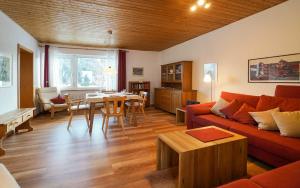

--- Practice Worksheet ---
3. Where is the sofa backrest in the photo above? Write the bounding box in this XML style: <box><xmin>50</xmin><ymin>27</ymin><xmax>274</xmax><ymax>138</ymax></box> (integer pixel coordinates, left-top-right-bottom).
<box><xmin>275</xmin><ymin>85</ymin><xmax>300</xmax><ymax>99</ymax></box>
<box><xmin>221</xmin><ymin>91</ymin><xmax>260</xmax><ymax>107</ymax></box>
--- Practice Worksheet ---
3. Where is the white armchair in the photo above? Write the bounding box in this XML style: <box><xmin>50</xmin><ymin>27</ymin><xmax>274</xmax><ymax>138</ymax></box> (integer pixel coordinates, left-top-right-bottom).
<box><xmin>37</xmin><ymin>87</ymin><xmax>68</xmax><ymax>118</ymax></box>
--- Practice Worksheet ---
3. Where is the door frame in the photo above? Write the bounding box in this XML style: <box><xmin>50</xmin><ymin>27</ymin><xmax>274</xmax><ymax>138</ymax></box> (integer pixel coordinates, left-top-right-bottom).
<box><xmin>17</xmin><ymin>44</ymin><xmax>34</xmax><ymax>108</ymax></box>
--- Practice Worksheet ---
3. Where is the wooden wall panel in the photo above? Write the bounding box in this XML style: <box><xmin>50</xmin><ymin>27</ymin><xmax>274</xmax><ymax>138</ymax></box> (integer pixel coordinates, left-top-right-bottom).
<box><xmin>0</xmin><ymin>0</ymin><xmax>287</xmax><ymax>51</ymax></box>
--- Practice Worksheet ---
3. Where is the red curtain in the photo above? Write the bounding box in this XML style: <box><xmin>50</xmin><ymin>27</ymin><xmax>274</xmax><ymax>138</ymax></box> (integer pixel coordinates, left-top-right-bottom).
<box><xmin>118</xmin><ymin>50</ymin><xmax>126</xmax><ymax>92</ymax></box>
<box><xmin>44</xmin><ymin>45</ymin><xmax>50</xmax><ymax>87</ymax></box>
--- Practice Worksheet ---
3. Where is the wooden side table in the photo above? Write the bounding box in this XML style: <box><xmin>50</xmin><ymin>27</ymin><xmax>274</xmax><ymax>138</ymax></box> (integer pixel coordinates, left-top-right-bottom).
<box><xmin>157</xmin><ymin>126</ymin><xmax>247</xmax><ymax>188</ymax></box>
<box><xmin>176</xmin><ymin>107</ymin><xmax>186</xmax><ymax>125</ymax></box>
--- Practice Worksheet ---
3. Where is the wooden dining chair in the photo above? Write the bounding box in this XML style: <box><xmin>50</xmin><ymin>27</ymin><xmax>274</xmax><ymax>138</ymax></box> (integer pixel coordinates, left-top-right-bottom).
<box><xmin>101</xmin><ymin>96</ymin><xmax>126</xmax><ymax>138</ymax></box>
<box><xmin>64</xmin><ymin>94</ymin><xmax>89</xmax><ymax>130</ymax></box>
<box><xmin>125</xmin><ymin>91</ymin><xmax>148</xmax><ymax>125</ymax></box>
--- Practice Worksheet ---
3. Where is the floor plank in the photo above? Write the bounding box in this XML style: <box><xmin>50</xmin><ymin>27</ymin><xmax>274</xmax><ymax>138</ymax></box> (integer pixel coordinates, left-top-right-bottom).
<box><xmin>0</xmin><ymin>108</ymin><xmax>270</xmax><ymax>187</ymax></box>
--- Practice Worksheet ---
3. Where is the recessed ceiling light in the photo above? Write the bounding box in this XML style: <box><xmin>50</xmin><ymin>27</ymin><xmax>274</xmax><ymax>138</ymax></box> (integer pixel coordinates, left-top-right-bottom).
<box><xmin>197</xmin><ymin>0</ymin><xmax>206</xmax><ymax>6</ymax></box>
<box><xmin>204</xmin><ymin>2</ymin><xmax>211</xmax><ymax>9</ymax></box>
<box><xmin>190</xmin><ymin>5</ymin><xmax>197</xmax><ymax>12</ymax></box>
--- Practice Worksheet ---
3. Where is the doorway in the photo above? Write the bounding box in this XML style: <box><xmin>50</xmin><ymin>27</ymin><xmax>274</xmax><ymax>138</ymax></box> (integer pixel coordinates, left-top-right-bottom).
<box><xmin>18</xmin><ymin>44</ymin><xmax>34</xmax><ymax>108</ymax></box>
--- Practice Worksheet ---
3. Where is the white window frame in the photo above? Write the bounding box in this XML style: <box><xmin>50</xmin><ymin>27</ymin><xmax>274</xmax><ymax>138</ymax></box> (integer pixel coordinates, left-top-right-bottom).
<box><xmin>54</xmin><ymin>52</ymin><xmax>118</xmax><ymax>91</ymax></box>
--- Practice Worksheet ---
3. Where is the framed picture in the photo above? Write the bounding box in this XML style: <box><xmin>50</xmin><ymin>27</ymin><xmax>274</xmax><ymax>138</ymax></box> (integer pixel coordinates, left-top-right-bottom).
<box><xmin>132</xmin><ymin>67</ymin><xmax>144</xmax><ymax>76</ymax></box>
<box><xmin>203</xmin><ymin>63</ymin><xmax>217</xmax><ymax>81</ymax></box>
<box><xmin>0</xmin><ymin>55</ymin><xmax>13</xmax><ymax>87</ymax></box>
<box><xmin>248</xmin><ymin>53</ymin><xmax>300</xmax><ymax>83</ymax></box>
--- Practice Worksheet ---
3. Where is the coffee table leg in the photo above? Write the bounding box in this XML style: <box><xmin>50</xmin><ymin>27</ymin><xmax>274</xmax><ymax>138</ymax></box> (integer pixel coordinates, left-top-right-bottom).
<box><xmin>178</xmin><ymin>152</ymin><xmax>195</xmax><ymax>188</ymax></box>
<box><xmin>156</xmin><ymin>138</ymin><xmax>178</xmax><ymax>170</ymax></box>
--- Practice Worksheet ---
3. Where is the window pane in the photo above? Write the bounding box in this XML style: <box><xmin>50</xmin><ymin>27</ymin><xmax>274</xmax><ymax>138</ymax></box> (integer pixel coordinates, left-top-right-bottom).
<box><xmin>56</xmin><ymin>56</ymin><xmax>72</xmax><ymax>87</ymax></box>
<box><xmin>77</xmin><ymin>56</ymin><xmax>117</xmax><ymax>90</ymax></box>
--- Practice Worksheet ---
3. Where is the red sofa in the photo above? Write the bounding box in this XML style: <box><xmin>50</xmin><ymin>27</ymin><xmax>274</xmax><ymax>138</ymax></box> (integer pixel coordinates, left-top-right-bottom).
<box><xmin>218</xmin><ymin>160</ymin><xmax>300</xmax><ymax>188</ymax></box>
<box><xmin>186</xmin><ymin>85</ymin><xmax>300</xmax><ymax>167</ymax></box>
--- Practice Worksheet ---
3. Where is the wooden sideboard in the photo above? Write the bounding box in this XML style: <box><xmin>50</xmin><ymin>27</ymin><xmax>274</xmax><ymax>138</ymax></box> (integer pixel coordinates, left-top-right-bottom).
<box><xmin>0</xmin><ymin>108</ymin><xmax>34</xmax><ymax>156</ymax></box>
<box><xmin>155</xmin><ymin>61</ymin><xmax>197</xmax><ymax>113</ymax></box>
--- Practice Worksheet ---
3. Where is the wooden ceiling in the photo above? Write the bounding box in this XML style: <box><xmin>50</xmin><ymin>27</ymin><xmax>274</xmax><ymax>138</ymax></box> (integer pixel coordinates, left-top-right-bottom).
<box><xmin>0</xmin><ymin>0</ymin><xmax>287</xmax><ymax>51</ymax></box>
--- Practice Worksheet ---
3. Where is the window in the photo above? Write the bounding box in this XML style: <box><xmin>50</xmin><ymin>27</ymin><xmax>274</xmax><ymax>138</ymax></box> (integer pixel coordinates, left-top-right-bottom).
<box><xmin>56</xmin><ymin>56</ymin><xmax>73</xmax><ymax>87</ymax></box>
<box><xmin>53</xmin><ymin>50</ymin><xmax>117</xmax><ymax>90</ymax></box>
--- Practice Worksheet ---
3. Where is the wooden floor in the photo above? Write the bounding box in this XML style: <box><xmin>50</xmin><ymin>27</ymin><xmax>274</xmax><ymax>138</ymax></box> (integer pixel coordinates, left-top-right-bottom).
<box><xmin>0</xmin><ymin>108</ymin><xmax>270</xmax><ymax>188</ymax></box>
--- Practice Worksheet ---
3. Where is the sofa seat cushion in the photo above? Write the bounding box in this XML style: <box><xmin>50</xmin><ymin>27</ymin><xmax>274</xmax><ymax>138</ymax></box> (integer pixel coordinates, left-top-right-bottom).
<box><xmin>193</xmin><ymin>114</ymin><xmax>246</xmax><ymax>130</ymax></box>
<box><xmin>251</xmin><ymin>161</ymin><xmax>300</xmax><ymax>188</ymax></box>
<box><xmin>229</xmin><ymin>124</ymin><xmax>300</xmax><ymax>162</ymax></box>
<box><xmin>218</xmin><ymin>179</ymin><xmax>262</xmax><ymax>188</ymax></box>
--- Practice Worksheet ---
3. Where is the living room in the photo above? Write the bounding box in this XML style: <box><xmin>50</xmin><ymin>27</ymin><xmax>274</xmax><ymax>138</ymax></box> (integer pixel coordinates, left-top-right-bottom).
<box><xmin>0</xmin><ymin>0</ymin><xmax>299</xmax><ymax>187</ymax></box>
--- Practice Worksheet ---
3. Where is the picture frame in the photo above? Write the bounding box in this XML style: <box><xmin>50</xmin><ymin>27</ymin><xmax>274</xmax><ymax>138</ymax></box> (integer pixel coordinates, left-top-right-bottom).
<box><xmin>203</xmin><ymin>63</ymin><xmax>217</xmax><ymax>81</ymax></box>
<box><xmin>248</xmin><ymin>53</ymin><xmax>300</xmax><ymax>83</ymax></box>
<box><xmin>132</xmin><ymin>67</ymin><xmax>144</xmax><ymax>76</ymax></box>
<box><xmin>0</xmin><ymin>54</ymin><xmax>13</xmax><ymax>87</ymax></box>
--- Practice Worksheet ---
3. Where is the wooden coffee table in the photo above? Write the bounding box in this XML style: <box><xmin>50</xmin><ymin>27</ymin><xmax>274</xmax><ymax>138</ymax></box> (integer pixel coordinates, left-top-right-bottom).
<box><xmin>156</xmin><ymin>126</ymin><xmax>247</xmax><ymax>188</ymax></box>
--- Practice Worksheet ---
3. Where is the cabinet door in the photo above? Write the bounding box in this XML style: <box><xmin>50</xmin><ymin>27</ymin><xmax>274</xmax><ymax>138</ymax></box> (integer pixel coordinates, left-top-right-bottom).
<box><xmin>154</xmin><ymin>89</ymin><xmax>161</xmax><ymax>108</ymax></box>
<box><xmin>161</xmin><ymin>65</ymin><xmax>167</xmax><ymax>82</ymax></box>
<box><xmin>171</xmin><ymin>91</ymin><xmax>182</xmax><ymax>113</ymax></box>
<box><xmin>160</xmin><ymin>89</ymin><xmax>171</xmax><ymax>112</ymax></box>
<box><xmin>174</xmin><ymin>64</ymin><xmax>182</xmax><ymax>82</ymax></box>
<box><xmin>167</xmin><ymin>65</ymin><xmax>175</xmax><ymax>82</ymax></box>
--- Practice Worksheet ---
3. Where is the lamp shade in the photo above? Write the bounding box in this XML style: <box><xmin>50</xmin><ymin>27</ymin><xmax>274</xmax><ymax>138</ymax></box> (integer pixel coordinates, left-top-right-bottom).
<box><xmin>203</xmin><ymin>73</ymin><xmax>212</xmax><ymax>83</ymax></box>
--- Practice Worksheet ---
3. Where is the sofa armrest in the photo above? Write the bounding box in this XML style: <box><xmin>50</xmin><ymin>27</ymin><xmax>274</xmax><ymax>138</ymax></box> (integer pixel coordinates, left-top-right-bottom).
<box><xmin>186</xmin><ymin>102</ymin><xmax>215</xmax><ymax>129</ymax></box>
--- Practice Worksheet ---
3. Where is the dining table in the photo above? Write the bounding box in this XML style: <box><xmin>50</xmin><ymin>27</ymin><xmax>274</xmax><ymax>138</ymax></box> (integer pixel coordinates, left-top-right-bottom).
<box><xmin>85</xmin><ymin>92</ymin><xmax>142</xmax><ymax>135</ymax></box>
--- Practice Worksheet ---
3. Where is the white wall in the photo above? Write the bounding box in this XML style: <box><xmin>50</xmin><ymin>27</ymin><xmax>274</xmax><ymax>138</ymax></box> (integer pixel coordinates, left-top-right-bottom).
<box><xmin>0</xmin><ymin>11</ymin><xmax>39</xmax><ymax>114</ymax></box>
<box><xmin>126</xmin><ymin>50</ymin><xmax>161</xmax><ymax>104</ymax></box>
<box><xmin>160</xmin><ymin>0</ymin><xmax>300</xmax><ymax>102</ymax></box>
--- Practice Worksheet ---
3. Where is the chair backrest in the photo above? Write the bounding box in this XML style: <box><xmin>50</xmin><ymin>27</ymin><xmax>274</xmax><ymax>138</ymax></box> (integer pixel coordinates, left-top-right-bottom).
<box><xmin>103</xmin><ymin>96</ymin><xmax>126</xmax><ymax>115</ymax></box>
<box><xmin>63</xmin><ymin>94</ymin><xmax>72</xmax><ymax>110</ymax></box>
<box><xmin>139</xmin><ymin>91</ymin><xmax>148</xmax><ymax>107</ymax></box>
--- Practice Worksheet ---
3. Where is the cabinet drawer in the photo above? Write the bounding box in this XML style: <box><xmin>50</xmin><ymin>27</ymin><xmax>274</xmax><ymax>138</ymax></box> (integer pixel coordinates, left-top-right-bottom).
<box><xmin>5</xmin><ymin>117</ymin><xmax>22</xmax><ymax>133</ymax></box>
<box><xmin>23</xmin><ymin>111</ymin><xmax>33</xmax><ymax>122</ymax></box>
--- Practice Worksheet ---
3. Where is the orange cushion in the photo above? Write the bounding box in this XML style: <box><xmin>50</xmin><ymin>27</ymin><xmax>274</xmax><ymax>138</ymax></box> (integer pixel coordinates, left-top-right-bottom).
<box><xmin>220</xmin><ymin>99</ymin><xmax>243</xmax><ymax>119</ymax></box>
<box><xmin>256</xmin><ymin>95</ymin><xmax>300</xmax><ymax>111</ymax></box>
<box><xmin>50</xmin><ymin>95</ymin><xmax>65</xmax><ymax>104</ymax></box>
<box><xmin>232</xmin><ymin>103</ymin><xmax>257</xmax><ymax>124</ymax></box>
<box><xmin>221</xmin><ymin>91</ymin><xmax>260</xmax><ymax>107</ymax></box>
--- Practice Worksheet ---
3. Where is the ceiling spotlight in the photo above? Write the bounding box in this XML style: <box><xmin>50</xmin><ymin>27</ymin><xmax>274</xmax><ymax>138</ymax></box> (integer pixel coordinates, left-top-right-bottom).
<box><xmin>197</xmin><ymin>0</ymin><xmax>206</xmax><ymax>6</ymax></box>
<box><xmin>204</xmin><ymin>2</ymin><xmax>211</xmax><ymax>9</ymax></box>
<box><xmin>190</xmin><ymin>5</ymin><xmax>197</xmax><ymax>12</ymax></box>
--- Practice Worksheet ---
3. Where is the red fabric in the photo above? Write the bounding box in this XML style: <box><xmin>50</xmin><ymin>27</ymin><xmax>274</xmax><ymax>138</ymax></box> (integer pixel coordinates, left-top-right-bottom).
<box><xmin>186</xmin><ymin>102</ymin><xmax>215</xmax><ymax>129</ymax></box>
<box><xmin>186</xmin><ymin>127</ymin><xmax>233</xmax><ymax>142</ymax></box>
<box><xmin>248</xmin><ymin>145</ymin><xmax>290</xmax><ymax>167</ymax></box>
<box><xmin>117</xmin><ymin>50</ymin><xmax>126</xmax><ymax>92</ymax></box>
<box><xmin>251</xmin><ymin>161</ymin><xmax>300</xmax><ymax>188</ymax></box>
<box><xmin>229</xmin><ymin>124</ymin><xmax>300</xmax><ymax>163</ymax></box>
<box><xmin>220</xmin><ymin>99</ymin><xmax>243</xmax><ymax>119</ymax></box>
<box><xmin>275</xmin><ymin>85</ymin><xmax>300</xmax><ymax>99</ymax></box>
<box><xmin>232</xmin><ymin>103</ymin><xmax>257</xmax><ymax>124</ymax></box>
<box><xmin>256</xmin><ymin>95</ymin><xmax>300</xmax><ymax>111</ymax></box>
<box><xmin>193</xmin><ymin>114</ymin><xmax>242</xmax><ymax>130</ymax></box>
<box><xmin>218</xmin><ymin>179</ymin><xmax>262</xmax><ymax>188</ymax></box>
<box><xmin>44</xmin><ymin>45</ymin><xmax>50</xmax><ymax>87</ymax></box>
<box><xmin>221</xmin><ymin>91</ymin><xmax>260</xmax><ymax>107</ymax></box>
<box><xmin>50</xmin><ymin>95</ymin><xmax>65</xmax><ymax>104</ymax></box>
